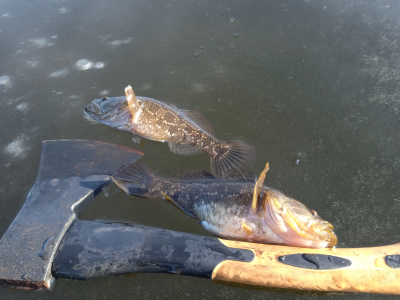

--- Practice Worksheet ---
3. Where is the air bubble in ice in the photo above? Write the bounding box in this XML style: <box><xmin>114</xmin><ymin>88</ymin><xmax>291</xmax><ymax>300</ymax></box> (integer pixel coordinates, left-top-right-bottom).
<box><xmin>5</xmin><ymin>137</ymin><xmax>29</xmax><ymax>159</ymax></box>
<box><xmin>0</xmin><ymin>75</ymin><xmax>12</xmax><ymax>88</ymax></box>
<box><xmin>49</xmin><ymin>68</ymin><xmax>69</xmax><ymax>78</ymax></box>
<box><xmin>290</xmin><ymin>151</ymin><xmax>307</xmax><ymax>166</ymax></box>
<box><xmin>94</xmin><ymin>62</ymin><xmax>104</xmax><ymax>69</ymax></box>
<box><xmin>75</xmin><ymin>59</ymin><xmax>94</xmax><ymax>70</ymax></box>
<box><xmin>31</xmin><ymin>38</ymin><xmax>50</xmax><ymax>48</ymax></box>
<box><xmin>59</xmin><ymin>7</ymin><xmax>70</xmax><ymax>14</ymax></box>
<box><xmin>16</xmin><ymin>103</ymin><xmax>28</xmax><ymax>111</ymax></box>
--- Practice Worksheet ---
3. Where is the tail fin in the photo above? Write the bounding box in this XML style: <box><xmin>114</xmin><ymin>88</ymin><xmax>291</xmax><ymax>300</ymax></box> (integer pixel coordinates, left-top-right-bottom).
<box><xmin>211</xmin><ymin>141</ymin><xmax>256</xmax><ymax>178</ymax></box>
<box><xmin>112</xmin><ymin>162</ymin><xmax>156</xmax><ymax>197</ymax></box>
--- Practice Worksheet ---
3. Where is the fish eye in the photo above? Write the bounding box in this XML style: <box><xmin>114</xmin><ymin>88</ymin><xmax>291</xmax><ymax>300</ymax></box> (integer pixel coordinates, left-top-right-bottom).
<box><xmin>101</xmin><ymin>97</ymin><xmax>108</xmax><ymax>101</ymax></box>
<box><xmin>310</xmin><ymin>209</ymin><xmax>318</xmax><ymax>217</ymax></box>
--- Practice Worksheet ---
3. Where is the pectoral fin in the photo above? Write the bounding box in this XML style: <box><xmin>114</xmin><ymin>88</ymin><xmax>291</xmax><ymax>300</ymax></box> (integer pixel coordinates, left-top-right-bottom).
<box><xmin>241</xmin><ymin>219</ymin><xmax>254</xmax><ymax>236</ymax></box>
<box><xmin>161</xmin><ymin>191</ymin><xmax>197</xmax><ymax>218</ymax></box>
<box><xmin>251</xmin><ymin>162</ymin><xmax>269</xmax><ymax>213</ymax></box>
<box><xmin>161</xmin><ymin>191</ymin><xmax>173</xmax><ymax>202</ymax></box>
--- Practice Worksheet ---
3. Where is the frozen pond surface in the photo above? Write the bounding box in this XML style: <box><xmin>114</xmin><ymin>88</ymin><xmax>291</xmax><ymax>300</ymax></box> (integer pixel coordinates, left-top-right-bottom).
<box><xmin>1</xmin><ymin>0</ymin><xmax>400</xmax><ymax>299</ymax></box>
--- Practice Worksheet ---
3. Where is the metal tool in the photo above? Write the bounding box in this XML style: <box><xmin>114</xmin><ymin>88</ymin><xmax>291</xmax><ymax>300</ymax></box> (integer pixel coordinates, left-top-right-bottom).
<box><xmin>0</xmin><ymin>140</ymin><xmax>143</xmax><ymax>290</ymax></box>
<box><xmin>1</xmin><ymin>140</ymin><xmax>400</xmax><ymax>294</ymax></box>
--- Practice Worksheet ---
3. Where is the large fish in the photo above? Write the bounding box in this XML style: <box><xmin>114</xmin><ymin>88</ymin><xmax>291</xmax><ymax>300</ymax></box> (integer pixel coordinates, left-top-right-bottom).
<box><xmin>84</xmin><ymin>86</ymin><xmax>255</xmax><ymax>178</ymax></box>
<box><xmin>112</xmin><ymin>162</ymin><xmax>338</xmax><ymax>248</ymax></box>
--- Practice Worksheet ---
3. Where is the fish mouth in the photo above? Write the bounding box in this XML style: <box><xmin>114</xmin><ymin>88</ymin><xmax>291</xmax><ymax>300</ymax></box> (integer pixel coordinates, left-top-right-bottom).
<box><xmin>263</xmin><ymin>191</ymin><xmax>338</xmax><ymax>248</ymax></box>
<box><xmin>85</xmin><ymin>102</ymin><xmax>101</xmax><ymax>115</ymax></box>
<box><xmin>84</xmin><ymin>96</ymin><xmax>132</xmax><ymax>130</ymax></box>
<box><xmin>84</xmin><ymin>97</ymin><xmax>113</xmax><ymax>120</ymax></box>
<box><xmin>84</xmin><ymin>96</ymin><xmax>129</xmax><ymax>119</ymax></box>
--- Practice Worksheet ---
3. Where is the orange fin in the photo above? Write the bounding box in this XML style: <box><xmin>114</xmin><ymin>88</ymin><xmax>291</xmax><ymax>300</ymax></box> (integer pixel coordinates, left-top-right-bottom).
<box><xmin>251</xmin><ymin>163</ymin><xmax>269</xmax><ymax>213</ymax></box>
<box><xmin>241</xmin><ymin>219</ymin><xmax>253</xmax><ymax>236</ymax></box>
<box><xmin>161</xmin><ymin>191</ymin><xmax>174</xmax><ymax>202</ymax></box>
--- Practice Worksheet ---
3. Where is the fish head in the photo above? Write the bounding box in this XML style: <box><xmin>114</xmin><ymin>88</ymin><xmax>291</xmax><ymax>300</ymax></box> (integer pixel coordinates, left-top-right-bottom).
<box><xmin>262</xmin><ymin>190</ymin><xmax>337</xmax><ymax>248</ymax></box>
<box><xmin>84</xmin><ymin>96</ymin><xmax>132</xmax><ymax>131</ymax></box>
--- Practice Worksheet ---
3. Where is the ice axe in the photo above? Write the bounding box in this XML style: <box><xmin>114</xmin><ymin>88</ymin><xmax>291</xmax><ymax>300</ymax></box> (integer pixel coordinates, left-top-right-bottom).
<box><xmin>1</xmin><ymin>140</ymin><xmax>400</xmax><ymax>294</ymax></box>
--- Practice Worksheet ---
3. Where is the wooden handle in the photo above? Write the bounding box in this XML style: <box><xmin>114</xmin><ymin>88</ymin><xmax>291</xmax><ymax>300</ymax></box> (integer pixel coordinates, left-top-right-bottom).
<box><xmin>212</xmin><ymin>239</ymin><xmax>400</xmax><ymax>294</ymax></box>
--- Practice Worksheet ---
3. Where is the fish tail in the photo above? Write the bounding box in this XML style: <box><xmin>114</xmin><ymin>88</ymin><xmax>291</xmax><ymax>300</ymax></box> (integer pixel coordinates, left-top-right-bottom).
<box><xmin>112</xmin><ymin>162</ymin><xmax>156</xmax><ymax>198</ymax></box>
<box><xmin>210</xmin><ymin>141</ymin><xmax>256</xmax><ymax>178</ymax></box>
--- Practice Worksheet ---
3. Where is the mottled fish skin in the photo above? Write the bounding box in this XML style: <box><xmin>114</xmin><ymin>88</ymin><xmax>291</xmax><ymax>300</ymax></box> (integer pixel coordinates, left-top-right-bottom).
<box><xmin>131</xmin><ymin>97</ymin><xmax>221</xmax><ymax>157</ymax></box>
<box><xmin>112</xmin><ymin>163</ymin><xmax>338</xmax><ymax>248</ymax></box>
<box><xmin>147</xmin><ymin>177</ymin><xmax>284</xmax><ymax>244</ymax></box>
<box><xmin>85</xmin><ymin>86</ymin><xmax>255</xmax><ymax>178</ymax></box>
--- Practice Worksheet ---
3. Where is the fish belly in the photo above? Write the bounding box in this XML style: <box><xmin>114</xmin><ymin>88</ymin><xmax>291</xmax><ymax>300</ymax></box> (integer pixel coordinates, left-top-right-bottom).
<box><xmin>196</xmin><ymin>202</ymin><xmax>285</xmax><ymax>244</ymax></box>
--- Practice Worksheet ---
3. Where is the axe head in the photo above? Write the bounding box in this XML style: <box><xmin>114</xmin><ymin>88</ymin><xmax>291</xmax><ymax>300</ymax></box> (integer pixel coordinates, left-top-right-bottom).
<box><xmin>0</xmin><ymin>140</ymin><xmax>143</xmax><ymax>290</ymax></box>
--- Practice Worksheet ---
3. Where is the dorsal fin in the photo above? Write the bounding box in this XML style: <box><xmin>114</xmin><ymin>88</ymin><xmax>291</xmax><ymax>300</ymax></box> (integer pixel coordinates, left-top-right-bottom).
<box><xmin>162</xmin><ymin>101</ymin><xmax>178</xmax><ymax>110</ymax></box>
<box><xmin>251</xmin><ymin>163</ymin><xmax>270</xmax><ymax>213</ymax></box>
<box><xmin>179</xmin><ymin>109</ymin><xmax>215</xmax><ymax>136</ymax></box>
<box><xmin>125</xmin><ymin>85</ymin><xmax>138</xmax><ymax>116</ymax></box>
<box><xmin>173</xmin><ymin>169</ymin><xmax>216</xmax><ymax>181</ymax></box>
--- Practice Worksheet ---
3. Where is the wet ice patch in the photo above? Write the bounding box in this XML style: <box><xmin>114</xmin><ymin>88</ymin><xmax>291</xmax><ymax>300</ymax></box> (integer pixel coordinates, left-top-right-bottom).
<box><xmin>5</xmin><ymin>137</ymin><xmax>30</xmax><ymax>159</ymax></box>
<box><xmin>99</xmin><ymin>90</ymin><xmax>109</xmax><ymax>96</ymax></box>
<box><xmin>0</xmin><ymin>75</ymin><xmax>12</xmax><ymax>89</ymax></box>
<box><xmin>2</xmin><ymin>13</ymin><xmax>10</xmax><ymax>17</ymax></box>
<box><xmin>94</xmin><ymin>62</ymin><xmax>104</xmax><ymax>69</ymax></box>
<box><xmin>51</xmin><ymin>35</ymin><xmax>58</xmax><ymax>39</ymax></box>
<box><xmin>16</xmin><ymin>103</ymin><xmax>28</xmax><ymax>111</ymax></box>
<box><xmin>49</xmin><ymin>68</ymin><xmax>69</xmax><ymax>78</ymax></box>
<box><xmin>75</xmin><ymin>59</ymin><xmax>94</xmax><ymax>70</ymax></box>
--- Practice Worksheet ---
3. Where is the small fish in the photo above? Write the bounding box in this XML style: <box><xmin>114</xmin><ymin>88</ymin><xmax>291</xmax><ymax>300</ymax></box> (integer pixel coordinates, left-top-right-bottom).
<box><xmin>84</xmin><ymin>86</ymin><xmax>255</xmax><ymax>178</ymax></box>
<box><xmin>112</xmin><ymin>162</ymin><xmax>338</xmax><ymax>248</ymax></box>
